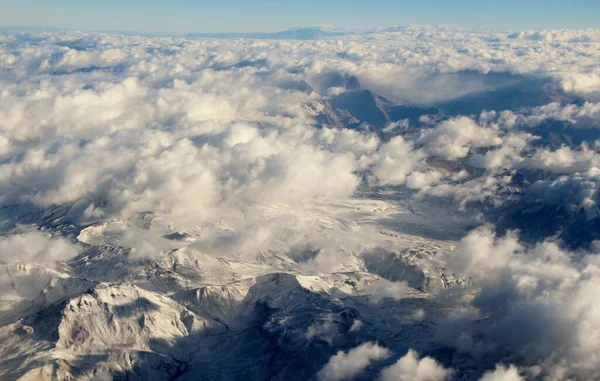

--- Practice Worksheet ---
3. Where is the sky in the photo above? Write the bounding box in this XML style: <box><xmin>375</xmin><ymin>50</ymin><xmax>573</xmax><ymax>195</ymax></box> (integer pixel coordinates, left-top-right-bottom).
<box><xmin>0</xmin><ymin>0</ymin><xmax>599</xmax><ymax>34</ymax></box>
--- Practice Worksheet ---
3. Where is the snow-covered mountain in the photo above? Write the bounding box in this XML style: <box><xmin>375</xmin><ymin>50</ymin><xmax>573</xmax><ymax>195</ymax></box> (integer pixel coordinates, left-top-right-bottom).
<box><xmin>0</xmin><ymin>198</ymin><xmax>466</xmax><ymax>381</ymax></box>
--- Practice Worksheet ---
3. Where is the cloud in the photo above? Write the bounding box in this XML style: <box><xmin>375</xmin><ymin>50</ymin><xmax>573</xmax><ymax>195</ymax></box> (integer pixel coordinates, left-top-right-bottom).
<box><xmin>478</xmin><ymin>365</ymin><xmax>523</xmax><ymax>381</ymax></box>
<box><xmin>372</xmin><ymin>136</ymin><xmax>425</xmax><ymax>185</ymax></box>
<box><xmin>420</xmin><ymin>117</ymin><xmax>503</xmax><ymax>161</ymax></box>
<box><xmin>444</xmin><ymin>226</ymin><xmax>521</xmax><ymax>278</ymax></box>
<box><xmin>520</xmin><ymin>144</ymin><xmax>600</xmax><ymax>174</ymax></box>
<box><xmin>508</xmin><ymin>29</ymin><xmax>600</xmax><ymax>43</ymax></box>
<box><xmin>469</xmin><ymin>133</ymin><xmax>536</xmax><ymax>170</ymax></box>
<box><xmin>440</xmin><ymin>227</ymin><xmax>600</xmax><ymax>379</ymax></box>
<box><xmin>368</xmin><ymin>279</ymin><xmax>411</xmax><ymax>303</ymax></box>
<box><xmin>0</xmin><ymin>230</ymin><xmax>81</xmax><ymax>265</ymax></box>
<box><xmin>349</xmin><ymin>320</ymin><xmax>363</xmax><ymax>332</ymax></box>
<box><xmin>317</xmin><ymin>342</ymin><xmax>391</xmax><ymax>381</ymax></box>
<box><xmin>0</xmin><ymin>118</ymin><xmax>360</xmax><ymax>223</ymax></box>
<box><xmin>520</xmin><ymin>102</ymin><xmax>600</xmax><ymax>128</ymax></box>
<box><xmin>378</xmin><ymin>349</ymin><xmax>451</xmax><ymax>381</ymax></box>
<box><xmin>526</xmin><ymin>169</ymin><xmax>600</xmax><ymax>213</ymax></box>
<box><xmin>417</xmin><ymin>175</ymin><xmax>505</xmax><ymax>210</ymax></box>
<box><xmin>411</xmin><ymin>309</ymin><xmax>426</xmax><ymax>321</ymax></box>
<box><xmin>554</xmin><ymin>73</ymin><xmax>600</xmax><ymax>98</ymax></box>
<box><xmin>306</xmin><ymin>317</ymin><xmax>339</xmax><ymax>343</ymax></box>
<box><xmin>1</xmin><ymin>29</ymin><xmax>599</xmax><ymax>229</ymax></box>
<box><xmin>406</xmin><ymin>171</ymin><xmax>444</xmax><ymax>190</ymax></box>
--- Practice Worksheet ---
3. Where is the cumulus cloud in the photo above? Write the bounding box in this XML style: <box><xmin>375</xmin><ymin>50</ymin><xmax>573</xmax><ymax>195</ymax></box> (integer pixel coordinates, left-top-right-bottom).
<box><xmin>0</xmin><ymin>230</ymin><xmax>81</xmax><ymax>265</ymax></box>
<box><xmin>520</xmin><ymin>102</ymin><xmax>600</xmax><ymax>128</ymax></box>
<box><xmin>406</xmin><ymin>171</ymin><xmax>444</xmax><ymax>190</ymax></box>
<box><xmin>554</xmin><ymin>73</ymin><xmax>600</xmax><ymax>97</ymax></box>
<box><xmin>368</xmin><ymin>279</ymin><xmax>411</xmax><ymax>303</ymax></box>
<box><xmin>444</xmin><ymin>226</ymin><xmax>521</xmax><ymax>278</ymax></box>
<box><xmin>372</xmin><ymin>136</ymin><xmax>425</xmax><ymax>185</ymax></box>
<box><xmin>469</xmin><ymin>133</ymin><xmax>536</xmax><ymax>170</ymax></box>
<box><xmin>379</xmin><ymin>349</ymin><xmax>451</xmax><ymax>381</ymax></box>
<box><xmin>520</xmin><ymin>144</ymin><xmax>600</xmax><ymax>174</ymax></box>
<box><xmin>478</xmin><ymin>365</ymin><xmax>523</xmax><ymax>381</ymax></box>
<box><xmin>440</xmin><ymin>227</ymin><xmax>600</xmax><ymax>379</ymax></box>
<box><xmin>509</xmin><ymin>29</ymin><xmax>600</xmax><ymax>42</ymax></box>
<box><xmin>417</xmin><ymin>175</ymin><xmax>506</xmax><ymax>211</ymax></box>
<box><xmin>0</xmin><ymin>117</ymin><xmax>360</xmax><ymax>223</ymax></box>
<box><xmin>420</xmin><ymin>117</ymin><xmax>503</xmax><ymax>161</ymax></box>
<box><xmin>526</xmin><ymin>169</ymin><xmax>600</xmax><ymax>213</ymax></box>
<box><xmin>1</xmin><ymin>29</ymin><xmax>598</xmax><ymax>227</ymax></box>
<box><xmin>317</xmin><ymin>342</ymin><xmax>391</xmax><ymax>381</ymax></box>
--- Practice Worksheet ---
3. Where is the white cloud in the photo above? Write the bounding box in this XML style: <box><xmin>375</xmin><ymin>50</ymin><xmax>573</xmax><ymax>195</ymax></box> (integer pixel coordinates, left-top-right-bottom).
<box><xmin>317</xmin><ymin>342</ymin><xmax>391</xmax><ymax>381</ymax></box>
<box><xmin>478</xmin><ymin>365</ymin><xmax>523</xmax><ymax>381</ymax></box>
<box><xmin>349</xmin><ymin>320</ymin><xmax>363</xmax><ymax>332</ymax></box>
<box><xmin>520</xmin><ymin>144</ymin><xmax>600</xmax><ymax>174</ymax></box>
<box><xmin>420</xmin><ymin>117</ymin><xmax>503</xmax><ymax>161</ymax></box>
<box><xmin>368</xmin><ymin>279</ymin><xmax>411</xmax><ymax>303</ymax></box>
<box><xmin>469</xmin><ymin>133</ymin><xmax>536</xmax><ymax>170</ymax></box>
<box><xmin>418</xmin><ymin>175</ymin><xmax>504</xmax><ymax>210</ymax></box>
<box><xmin>406</xmin><ymin>171</ymin><xmax>444</xmax><ymax>190</ymax></box>
<box><xmin>554</xmin><ymin>73</ymin><xmax>600</xmax><ymax>97</ymax></box>
<box><xmin>527</xmin><ymin>169</ymin><xmax>600</xmax><ymax>213</ymax></box>
<box><xmin>444</xmin><ymin>227</ymin><xmax>521</xmax><ymax>278</ymax></box>
<box><xmin>379</xmin><ymin>349</ymin><xmax>451</xmax><ymax>381</ymax></box>
<box><xmin>372</xmin><ymin>136</ymin><xmax>425</xmax><ymax>186</ymax></box>
<box><xmin>441</xmin><ymin>227</ymin><xmax>600</xmax><ymax>379</ymax></box>
<box><xmin>519</xmin><ymin>102</ymin><xmax>600</xmax><ymax>128</ymax></box>
<box><xmin>509</xmin><ymin>29</ymin><xmax>600</xmax><ymax>42</ymax></box>
<box><xmin>0</xmin><ymin>230</ymin><xmax>81</xmax><ymax>265</ymax></box>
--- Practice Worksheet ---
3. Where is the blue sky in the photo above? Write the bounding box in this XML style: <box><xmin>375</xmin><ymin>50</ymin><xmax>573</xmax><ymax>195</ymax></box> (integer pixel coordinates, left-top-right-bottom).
<box><xmin>0</xmin><ymin>0</ymin><xmax>599</xmax><ymax>34</ymax></box>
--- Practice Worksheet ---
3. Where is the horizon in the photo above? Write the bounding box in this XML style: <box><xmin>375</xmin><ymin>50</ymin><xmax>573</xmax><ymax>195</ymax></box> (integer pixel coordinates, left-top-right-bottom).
<box><xmin>0</xmin><ymin>23</ymin><xmax>597</xmax><ymax>39</ymax></box>
<box><xmin>0</xmin><ymin>0</ymin><xmax>599</xmax><ymax>35</ymax></box>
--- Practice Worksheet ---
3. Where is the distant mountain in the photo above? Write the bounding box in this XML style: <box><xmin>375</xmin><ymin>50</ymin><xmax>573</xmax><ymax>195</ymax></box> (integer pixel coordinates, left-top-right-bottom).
<box><xmin>0</xmin><ymin>26</ymin><xmax>354</xmax><ymax>39</ymax></box>
<box><xmin>186</xmin><ymin>27</ymin><xmax>353</xmax><ymax>40</ymax></box>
